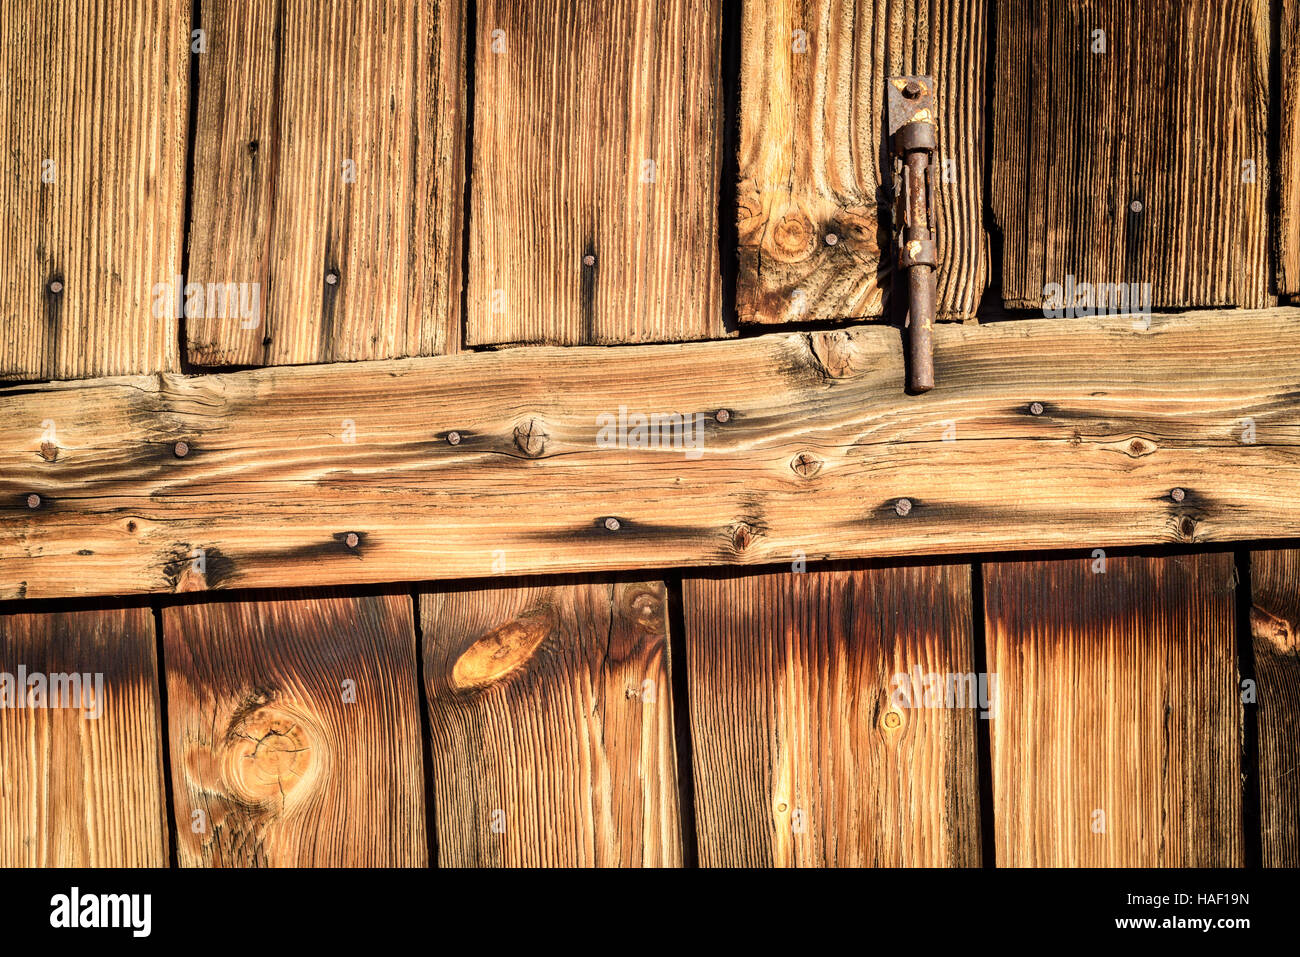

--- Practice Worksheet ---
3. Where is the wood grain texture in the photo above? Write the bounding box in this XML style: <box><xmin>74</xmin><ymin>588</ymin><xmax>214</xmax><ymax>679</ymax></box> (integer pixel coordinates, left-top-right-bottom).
<box><xmin>992</xmin><ymin>0</ymin><xmax>1270</xmax><ymax>310</ymax></box>
<box><xmin>0</xmin><ymin>604</ymin><xmax>167</xmax><ymax>866</ymax></box>
<box><xmin>0</xmin><ymin>0</ymin><xmax>187</xmax><ymax>381</ymax></box>
<box><xmin>985</xmin><ymin>554</ymin><xmax>1242</xmax><ymax>866</ymax></box>
<box><xmin>187</xmin><ymin>0</ymin><xmax>466</xmax><ymax>366</ymax></box>
<box><xmin>1281</xmin><ymin>0</ymin><xmax>1300</xmax><ymax>295</ymax></box>
<box><xmin>738</xmin><ymin>0</ymin><xmax>988</xmax><ymax>324</ymax></box>
<box><xmin>684</xmin><ymin>564</ymin><xmax>980</xmax><ymax>866</ymax></box>
<box><xmin>3</xmin><ymin>307</ymin><xmax>1300</xmax><ymax>600</ymax></box>
<box><xmin>1248</xmin><ymin>548</ymin><xmax>1300</xmax><ymax>866</ymax></box>
<box><xmin>162</xmin><ymin>592</ymin><xmax>426</xmax><ymax>866</ymax></box>
<box><xmin>421</xmin><ymin>580</ymin><xmax>682</xmax><ymax>866</ymax></box>
<box><xmin>466</xmin><ymin>0</ymin><xmax>725</xmax><ymax>346</ymax></box>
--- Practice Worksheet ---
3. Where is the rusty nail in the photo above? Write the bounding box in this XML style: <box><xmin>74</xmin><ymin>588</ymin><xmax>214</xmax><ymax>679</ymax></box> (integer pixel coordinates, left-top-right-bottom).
<box><xmin>345</xmin><ymin>532</ymin><xmax>359</xmax><ymax>548</ymax></box>
<box><xmin>583</xmin><ymin>253</ymin><xmax>596</xmax><ymax>267</ymax></box>
<box><xmin>604</xmin><ymin>517</ymin><xmax>621</xmax><ymax>531</ymax></box>
<box><xmin>1130</xmin><ymin>200</ymin><xmax>1143</xmax><ymax>213</ymax></box>
<box><xmin>895</xmin><ymin>498</ymin><xmax>913</xmax><ymax>516</ymax></box>
<box><xmin>174</xmin><ymin>440</ymin><xmax>189</xmax><ymax>458</ymax></box>
<box><xmin>824</xmin><ymin>232</ymin><xmax>839</xmax><ymax>246</ymax></box>
<box><xmin>447</xmin><ymin>431</ymin><xmax>461</xmax><ymax>446</ymax></box>
<box><xmin>26</xmin><ymin>493</ymin><xmax>41</xmax><ymax>509</ymax></box>
<box><xmin>903</xmin><ymin>80</ymin><xmax>922</xmax><ymax>98</ymax></box>
<box><xmin>716</xmin><ymin>409</ymin><xmax>731</xmax><ymax>423</ymax></box>
<box><xmin>1171</xmin><ymin>487</ymin><xmax>1186</xmax><ymax>503</ymax></box>
<box><xmin>1029</xmin><ymin>401</ymin><xmax>1044</xmax><ymax>416</ymax></box>
<box><xmin>49</xmin><ymin>279</ymin><xmax>63</xmax><ymax>294</ymax></box>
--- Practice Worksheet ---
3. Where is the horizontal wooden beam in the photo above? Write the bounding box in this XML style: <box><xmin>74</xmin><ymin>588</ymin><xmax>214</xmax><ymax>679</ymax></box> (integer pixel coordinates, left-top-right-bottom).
<box><xmin>3</xmin><ymin>309</ymin><xmax>1299</xmax><ymax>600</ymax></box>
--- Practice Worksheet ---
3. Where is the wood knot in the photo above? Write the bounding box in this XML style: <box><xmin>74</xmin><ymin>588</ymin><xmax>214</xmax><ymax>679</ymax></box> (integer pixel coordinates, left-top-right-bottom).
<box><xmin>731</xmin><ymin>522</ymin><xmax>756</xmax><ymax>551</ymax></box>
<box><xmin>625</xmin><ymin>588</ymin><xmax>662</xmax><ymax>624</ymax></box>
<box><xmin>223</xmin><ymin>704</ymin><xmax>315</xmax><ymax>808</ymax></box>
<box><xmin>769</xmin><ymin>211</ymin><xmax>815</xmax><ymax>261</ymax></box>
<box><xmin>1126</xmin><ymin>438</ymin><xmax>1155</xmax><ymax>457</ymax></box>
<box><xmin>452</xmin><ymin>611</ymin><xmax>553</xmax><ymax>691</ymax></box>
<box><xmin>806</xmin><ymin>330</ymin><xmax>861</xmax><ymax>379</ymax></box>
<box><xmin>791</xmin><ymin>451</ymin><xmax>822</xmax><ymax>479</ymax></box>
<box><xmin>513</xmin><ymin>418</ymin><xmax>548</xmax><ymax>457</ymax></box>
<box><xmin>39</xmin><ymin>442</ymin><xmax>58</xmax><ymax>462</ymax></box>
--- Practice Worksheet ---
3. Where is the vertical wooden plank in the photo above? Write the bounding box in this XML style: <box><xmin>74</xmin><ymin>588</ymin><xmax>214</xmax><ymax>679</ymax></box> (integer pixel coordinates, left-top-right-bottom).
<box><xmin>985</xmin><ymin>553</ymin><xmax>1242</xmax><ymax>866</ymax></box>
<box><xmin>0</xmin><ymin>0</ymin><xmax>187</xmax><ymax>380</ymax></box>
<box><xmin>992</xmin><ymin>0</ymin><xmax>1269</xmax><ymax>310</ymax></box>
<box><xmin>421</xmin><ymin>580</ymin><xmax>682</xmax><ymax>867</ymax></box>
<box><xmin>1280</xmin><ymin>0</ymin><xmax>1300</xmax><ymax>295</ymax></box>
<box><xmin>1248</xmin><ymin>548</ymin><xmax>1300</xmax><ymax>866</ymax></box>
<box><xmin>187</xmin><ymin>0</ymin><xmax>466</xmax><ymax>367</ymax></box>
<box><xmin>162</xmin><ymin>592</ymin><xmax>426</xmax><ymax>867</ymax></box>
<box><xmin>738</xmin><ymin>0</ymin><xmax>988</xmax><ymax>324</ymax></box>
<box><xmin>466</xmin><ymin>0</ymin><xmax>725</xmax><ymax>346</ymax></box>
<box><xmin>684</xmin><ymin>564</ymin><xmax>981</xmax><ymax>867</ymax></box>
<box><xmin>0</xmin><ymin>605</ymin><xmax>168</xmax><ymax>866</ymax></box>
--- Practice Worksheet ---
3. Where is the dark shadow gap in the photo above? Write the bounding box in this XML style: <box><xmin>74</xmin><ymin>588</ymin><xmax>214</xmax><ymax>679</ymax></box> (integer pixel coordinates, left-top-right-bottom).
<box><xmin>970</xmin><ymin>563</ymin><xmax>997</xmax><ymax>868</ymax></box>
<box><xmin>1234</xmin><ymin>549</ymin><xmax>1263</xmax><ymax>868</ymax></box>
<box><xmin>717</xmin><ymin>0</ymin><xmax>741</xmax><ymax>335</ymax></box>
<box><xmin>150</xmin><ymin>601</ymin><xmax>180</xmax><ymax>868</ymax></box>
<box><xmin>666</xmin><ymin>576</ymin><xmax>700</xmax><ymax>867</ymax></box>
<box><xmin>177</xmin><ymin>0</ymin><xmax>203</xmax><ymax>374</ymax></box>
<box><xmin>409</xmin><ymin>586</ymin><xmax>439</xmax><ymax>868</ymax></box>
<box><xmin>457</xmin><ymin>0</ymin><xmax>477</xmax><ymax>354</ymax></box>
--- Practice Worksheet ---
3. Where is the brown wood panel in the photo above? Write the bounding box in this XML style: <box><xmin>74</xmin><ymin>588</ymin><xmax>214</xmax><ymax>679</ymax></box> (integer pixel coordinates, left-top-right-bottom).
<box><xmin>162</xmin><ymin>592</ymin><xmax>426</xmax><ymax>866</ymax></box>
<box><xmin>1249</xmin><ymin>548</ymin><xmax>1300</xmax><ymax>866</ymax></box>
<box><xmin>0</xmin><ymin>0</ymin><xmax>187</xmax><ymax>381</ymax></box>
<box><xmin>4</xmin><ymin>309</ymin><xmax>1300</xmax><ymax>600</ymax></box>
<box><xmin>0</xmin><ymin>604</ymin><xmax>167</xmax><ymax>866</ymax></box>
<box><xmin>985</xmin><ymin>554</ymin><xmax>1242</xmax><ymax>866</ymax></box>
<box><xmin>684</xmin><ymin>564</ymin><xmax>980</xmax><ymax>866</ymax></box>
<box><xmin>738</xmin><ymin>0</ymin><xmax>988</xmax><ymax>324</ymax></box>
<box><xmin>421</xmin><ymin>580</ymin><xmax>682</xmax><ymax>866</ymax></box>
<box><xmin>466</xmin><ymin>0</ymin><xmax>725</xmax><ymax>346</ymax></box>
<box><xmin>187</xmin><ymin>0</ymin><xmax>466</xmax><ymax>366</ymax></box>
<box><xmin>992</xmin><ymin>0</ymin><xmax>1269</xmax><ymax>310</ymax></box>
<box><xmin>1280</xmin><ymin>0</ymin><xmax>1300</xmax><ymax>295</ymax></box>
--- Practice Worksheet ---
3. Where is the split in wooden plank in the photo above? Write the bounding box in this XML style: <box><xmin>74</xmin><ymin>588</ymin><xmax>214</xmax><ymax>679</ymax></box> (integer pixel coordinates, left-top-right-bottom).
<box><xmin>3</xmin><ymin>307</ymin><xmax>1300</xmax><ymax>600</ymax></box>
<box><xmin>1280</xmin><ymin>0</ymin><xmax>1300</xmax><ymax>295</ymax></box>
<box><xmin>187</xmin><ymin>0</ymin><xmax>466</xmax><ymax>366</ymax></box>
<box><xmin>992</xmin><ymin>0</ymin><xmax>1270</xmax><ymax>310</ymax></box>
<box><xmin>684</xmin><ymin>564</ymin><xmax>981</xmax><ymax>866</ymax></box>
<box><xmin>0</xmin><ymin>604</ymin><xmax>168</xmax><ymax>866</ymax></box>
<box><xmin>738</xmin><ymin>0</ymin><xmax>988</xmax><ymax>324</ymax></box>
<box><xmin>1248</xmin><ymin>548</ymin><xmax>1300</xmax><ymax>866</ymax></box>
<box><xmin>466</xmin><ymin>0</ymin><xmax>726</xmax><ymax>346</ymax></box>
<box><xmin>985</xmin><ymin>553</ymin><xmax>1242</xmax><ymax>866</ymax></box>
<box><xmin>161</xmin><ymin>591</ymin><xmax>427</xmax><ymax>866</ymax></box>
<box><xmin>0</xmin><ymin>0</ymin><xmax>188</xmax><ymax>381</ymax></box>
<box><xmin>421</xmin><ymin>579</ymin><xmax>682</xmax><ymax>866</ymax></box>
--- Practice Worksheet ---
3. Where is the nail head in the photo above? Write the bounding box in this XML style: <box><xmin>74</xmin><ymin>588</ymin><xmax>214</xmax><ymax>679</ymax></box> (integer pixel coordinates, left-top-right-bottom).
<box><xmin>604</xmin><ymin>517</ymin><xmax>621</xmax><ymax>531</ymax></box>
<box><xmin>325</xmin><ymin>271</ymin><xmax>339</xmax><ymax>285</ymax></box>
<box><xmin>345</xmin><ymin>532</ymin><xmax>359</xmax><ymax>548</ymax></box>
<box><xmin>903</xmin><ymin>80</ymin><xmax>922</xmax><ymax>98</ymax></box>
<box><xmin>1130</xmin><ymin>200</ymin><xmax>1143</xmax><ymax>213</ymax></box>
<box><xmin>824</xmin><ymin>232</ymin><xmax>839</xmax><ymax>246</ymax></box>
<box><xmin>26</xmin><ymin>493</ymin><xmax>41</xmax><ymax>509</ymax></box>
<box><xmin>174</xmin><ymin>440</ymin><xmax>189</xmax><ymax>458</ymax></box>
<box><xmin>447</xmin><ymin>431</ymin><xmax>461</xmax><ymax>446</ymax></box>
<box><xmin>716</xmin><ymin>408</ymin><xmax>731</xmax><ymax>423</ymax></box>
<box><xmin>1029</xmin><ymin>401</ymin><xmax>1044</xmax><ymax>415</ymax></box>
<box><xmin>1171</xmin><ymin>487</ymin><xmax>1186</xmax><ymax>503</ymax></box>
<box><xmin>895</xmin><ymin>498</ymin><xmax>913</xmax><ymax>516</ymax></box>
<box><xmin>583</xmin><ymin>254</ymin><xmax>596</xmax><ymax>267</ymax></box>
<box><xmin>48</xmin><ymin>280</ymin><xmax>63</xmax><ymax>294</ymax></box>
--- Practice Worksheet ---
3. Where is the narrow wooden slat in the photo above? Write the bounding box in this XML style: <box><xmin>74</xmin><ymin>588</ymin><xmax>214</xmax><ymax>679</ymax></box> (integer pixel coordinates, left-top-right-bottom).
<box><xmin>738</xmin><ymin>0</ymin><xmax>988</xmax><ymax>324</ymax></box>
<box><xmin>466</xmin><ymin>0</ymin><xmax>725</xmax><ymax>346</ymax></box>
<box><xmin>1280</xmin><ymin>0</ymin><xmax>1300</xmax><ymax>294</ymax></box>
<box><xmin>684</xmin><ymin>564</ymin><xmax>980</xmax><ymax>866</ymax></box>
<box><xmin>985</xmin><ymin>554</ymin><xmax>1242</xmax><ymax>866</ymax></box>
<box><xmin>992</xmin><ymin>0</ymin><xmax>1269</xmax><ymax>310</ymax></box>
<box><xmin>0</xmin><ymin>604</ymin><xmax>167</xmax><ymax>866</ymax></box>
<box><xmin>0</xmin><ymin>0</ymin><xmax>187</xmax><ymax>380</ymax></box>
<box><xmin>1248</xmin><ymin>548</ymin><xmax>1300</xmax><ymax>866</ymax></box>
<box><xmin>3</xmin><ymin>308</ymin><xmax>1300</xmax><ymax>600</ymax></box>
<box><xmin>162</xmin><ymin>591</ymin><xmax>426</xmax><ymax>866</ymax></box>
<box><xmin>187</xmin><ymin>0</ymin><xmax>466</xmax><ymax>366</ymax></box>
<box><xmin>421</xmin><ymin>579</ymin><xmax>681</xmax><ymax>866</ymax></box>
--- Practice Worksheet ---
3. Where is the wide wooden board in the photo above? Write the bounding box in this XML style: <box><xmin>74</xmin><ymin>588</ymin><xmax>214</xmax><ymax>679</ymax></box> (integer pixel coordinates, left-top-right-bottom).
<box><xmin>161</xmin><ymin>592</ymin><xmax>426</xmax><ymax>866</ymax></box>
<box><xmin>738</xmin><ymin>0</ymin><xmax>988</xmax><ymax>323</ymax></box>
<box><xmin>992</xmin><ymin>0</ymin><xmax>1269</xmax><ymax>310</ymax></box>
<box><xmin>0</xmin><ymin>0</ymin><xmax>187</xmax><ymax>380</ymax></box>
<box><xmin>1280</xmin><ymin>0</ymin><xmax>1300</xmax><ymax>295</ymax></box>
<box><xmin>985</xmin><ymin>554</ymin><xmax>1242</xmax><ymax>866</ymax></box>
<box><xmin>187</xmin><ymin>0</ymin><xmax>466</xmax><ymax>366</ymax></box>
<box><xmin>466</xmin><ymin>0</ymin><xmax>725</xmax><ymax>345</ymax></box>
<box><xmin>421</xmin><ymin>580</ymin><xmax>682</xmax><ymax>866</ymax></box>
<box><xmin>684</xmin><ymin>564</ymin><xmax>981</xmax><ymax>866</ymax></box>
<box><xmin>0</xmin><ymin>604</ymin><xmax>168</xmax><ymax>866</ymax></box>
<box><xmin>1249</xmin><ymin>548</ymin><xmax>1300</xmax><ymax>866</ymax></box>
<box><xmin>3</xmin><ymin>308</ymin><xmax>1300</xmax><ymax>600</ymax></box>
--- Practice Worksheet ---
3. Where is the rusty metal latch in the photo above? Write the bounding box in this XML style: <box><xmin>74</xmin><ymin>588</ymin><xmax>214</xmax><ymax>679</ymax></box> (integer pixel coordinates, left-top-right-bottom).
<box><xmin>888</xmin><ymin>76</ymin><xmax>938</xmax><ymax>393</ymax></box>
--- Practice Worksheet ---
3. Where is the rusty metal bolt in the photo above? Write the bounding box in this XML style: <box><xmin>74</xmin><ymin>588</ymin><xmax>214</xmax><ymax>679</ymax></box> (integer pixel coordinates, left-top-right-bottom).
<box><xmin>345</xmin><ymin>532</ymin><xmax>359</xmax><ymax>548</ymax></box>
<box><xmin>447</xmin><ymin>431</ymin><xmax>461</xmax><ymax>446</ymax></box>
<box><xmin>48</xmin><ymin>279</ymin><xmax>64</xmax><ymax>294</ymax></box>
<box><xmin>583</xmin><ymin>253</ymin><xmax>596</xmax><ymax>267</ymax></box>
<box><xmin>903</xmin><ymin>80</ymin><xmax>922</xmax><ymax>98</ymax></box>
<box><xmin>1029</xmin><ymin>401</ymin><xmax>1044</xmax><ymax>416</ymax></box>
<box><xmin>26</xmin><ymin>493</ymin><xmax>41</xmax><ymax>509</ymax></box>
<box><xmin>174</xmin><ymin>440</ymin><xmax>189</xmax><ymax>458</ymax></box>
<box><xmin>1170</xmin><ymin>487</ymin><xmax>1186</xmax><ymax>503</ymax></box>
<box><xmin>604</xmin><ymin>517</ymin><xmax>621</xmax><ymax>531</ymax></box>
<box><xmin>895</xmin><ymin>498</ymin><xmax>913</xmax><ymax>517</ymax></box>
<box><xmin>715</xmin><ymin>408</ymin><xmax>731</xmax><ymax>423</ymax></box>
<box><xmin>824</xmin><ymin>232</ymin><xmax>839</xmax><ymax>246</ymax></box>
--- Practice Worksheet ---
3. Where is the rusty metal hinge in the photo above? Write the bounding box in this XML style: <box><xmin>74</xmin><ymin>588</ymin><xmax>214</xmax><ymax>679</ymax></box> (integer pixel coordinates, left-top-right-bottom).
<box><xmin>888</xmin><ymin>75</ymin><xmax>938</xmax><ymax>393</ymax></box>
